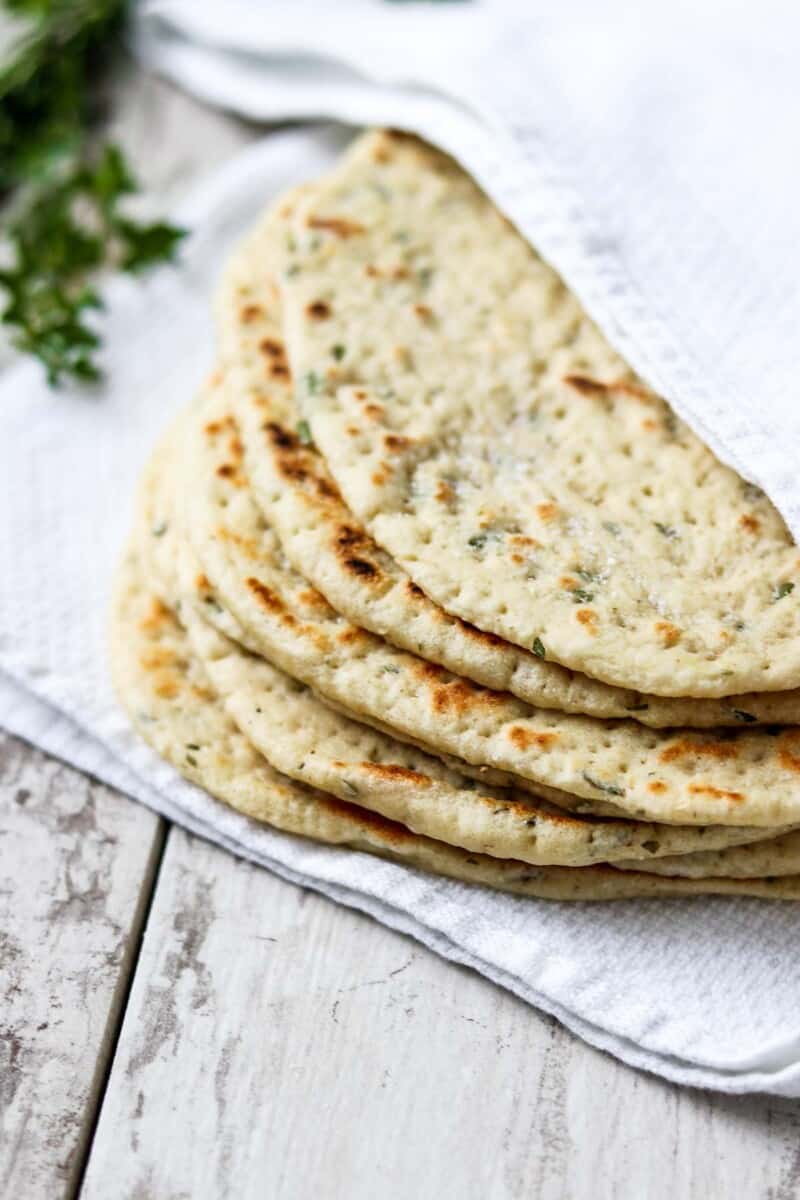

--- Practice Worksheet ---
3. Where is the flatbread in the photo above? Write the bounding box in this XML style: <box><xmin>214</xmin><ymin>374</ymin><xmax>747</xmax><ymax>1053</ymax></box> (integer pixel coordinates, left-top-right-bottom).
<box><xmin>173</xmin><ymin>380</ymin><xmax>800</xmax><ymax>828</ymax></box>
<box><xmin>612</xmin><ymin>830</ymin><xmax>800</xmax><ymax>878</ymax></box>
<box><xmin>109</xmin><ymin>548</ymin><xmax>800</xmax><ymax>899</ymax></box>
<box><xmin>141</xmin><ymin>404</ymin><xmax>779</xmax><ymax>863</ymax></box>
<box><xmin>183</xmin><ymin>570</ymin><xmax>791</xmax><ymax>866</ymax></box>
<box><xmin>219</xmin><ymin>208</ymin><xmax>800</xmax><ymax>729</ymax></box>
<box><xmin>277</xmin><ymin>129</ymin><xmax>800</xmax><ymax>699</ymax></box>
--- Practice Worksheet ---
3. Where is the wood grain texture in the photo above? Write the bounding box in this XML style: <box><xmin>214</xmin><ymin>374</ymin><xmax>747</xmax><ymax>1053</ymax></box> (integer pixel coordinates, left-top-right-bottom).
<box><xmin>82</xmin><ymin>828</ymin><xmax>800</xmax><ymax>1200</ymax></box>
<box><xmin>0</xmin><ymin>733</ymin><xmax>164</xmax><ymax>1199</ymax></box>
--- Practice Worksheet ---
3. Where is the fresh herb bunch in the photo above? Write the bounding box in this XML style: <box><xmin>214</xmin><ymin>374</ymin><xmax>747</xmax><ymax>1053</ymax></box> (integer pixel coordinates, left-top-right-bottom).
<box><xmin>0</xmin><ymin>0</ymin><xmax>186</xmax><ymax>384</ymax></box>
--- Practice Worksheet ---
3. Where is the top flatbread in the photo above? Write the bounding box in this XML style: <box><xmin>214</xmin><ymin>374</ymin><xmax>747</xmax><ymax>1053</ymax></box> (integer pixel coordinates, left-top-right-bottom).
<box><xmin>219</xmin><ymin>205</ymin><xmax>800</xmax><ymax>729</ymax></box>
<box><xmin>277</xmin><ymin>129</ymin><xmax>800</xmax><ymax>699</ymax></box>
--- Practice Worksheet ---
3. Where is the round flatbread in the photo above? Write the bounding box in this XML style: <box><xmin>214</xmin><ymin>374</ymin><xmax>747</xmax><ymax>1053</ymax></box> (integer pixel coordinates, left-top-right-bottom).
<box><xmin>219</xmin><ymin>206</ymin><xmax>800</xmax><ymax>729</ymax></box>
<box><xmin>277</xmin><ymin>130</ymin><xmax>800</xmax><ymax>699</ymax></box>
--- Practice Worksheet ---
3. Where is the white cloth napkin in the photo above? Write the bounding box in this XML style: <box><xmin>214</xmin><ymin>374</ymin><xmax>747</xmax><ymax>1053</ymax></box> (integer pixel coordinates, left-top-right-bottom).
<box><xmin>4</xmin><ymin>2</ymin><xmax>800</xmax><ymax>1097</ymax></box>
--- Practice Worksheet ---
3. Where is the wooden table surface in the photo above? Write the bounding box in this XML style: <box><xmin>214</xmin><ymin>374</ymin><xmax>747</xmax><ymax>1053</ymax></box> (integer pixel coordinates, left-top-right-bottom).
<box><xmin>3</xmin><ymin>63</ymin><xmax>799</xmax><ymax>1200</ymax></box>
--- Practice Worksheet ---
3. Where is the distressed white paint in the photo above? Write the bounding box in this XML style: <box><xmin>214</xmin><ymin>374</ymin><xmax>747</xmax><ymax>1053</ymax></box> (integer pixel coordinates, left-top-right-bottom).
<box><xmin>83</xmin><ymin>829</ymin><xmax>800</xmax><ymax>1200</ymax></box>
<box><xmin>0</xmin><ymin>733</ymin><xmax>163</xmax><ymax>1197</ymax></box>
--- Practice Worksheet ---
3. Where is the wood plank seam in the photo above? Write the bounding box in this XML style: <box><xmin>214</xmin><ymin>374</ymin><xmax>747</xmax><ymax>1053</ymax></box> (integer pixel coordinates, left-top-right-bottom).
<box><xmin>70</xmin><ymin>820</ymin><xmax>171</xmax><ymax>1200</ymax></box>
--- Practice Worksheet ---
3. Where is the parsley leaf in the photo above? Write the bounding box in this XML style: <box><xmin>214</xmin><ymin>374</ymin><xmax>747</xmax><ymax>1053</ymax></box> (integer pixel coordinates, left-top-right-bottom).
<box><xmin>0</xmin><ymin>4</ymin><xmax>186</xmax><ymax>385</ymax></box>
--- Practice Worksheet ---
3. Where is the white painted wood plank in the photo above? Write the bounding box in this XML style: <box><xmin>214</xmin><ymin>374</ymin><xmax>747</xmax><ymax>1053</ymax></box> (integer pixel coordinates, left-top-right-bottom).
<box><xmin>0</xmin><ymin>733</ymin><xmax>164</xmax><ymax>1199</ymax></box>
<box><xmin>82</xmin><ymin>829</ymin><xmax>800</xmax><ymax>1200</ymax></box>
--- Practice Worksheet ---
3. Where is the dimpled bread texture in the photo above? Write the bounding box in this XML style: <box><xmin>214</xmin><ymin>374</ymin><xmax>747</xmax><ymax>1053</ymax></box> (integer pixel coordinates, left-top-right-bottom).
<box><xmin>167</xmin><ymin>379</ymin><xmax>800</xmax><ymax>829</ymax></box>
<box><xmin>115</xmin><ymin>472</ymin><xmax>800</xmax><ymax>897</ymax></box>
<box><xmin>181</xmin><ymin>558</ymin><xmax>792</xmax><ymax>868</ymax></box>
<box><xmin>276</xmin><ymin>129</ymin><xmax>800</xmax><ymax>699</ymax></box>
<box><xmin>112</xmin><ymin>540</ymin><xmax>800</xmax><ymax>899</ymax></box>
<box><xmin>218</xmin><ymin>207</ymin><xmax>800</xmax><ymax>729</ymax></box>
<box><xmin>151</xmin><ymin>405</ymin><xmax>781</xmax><ymax>861</ymax></box>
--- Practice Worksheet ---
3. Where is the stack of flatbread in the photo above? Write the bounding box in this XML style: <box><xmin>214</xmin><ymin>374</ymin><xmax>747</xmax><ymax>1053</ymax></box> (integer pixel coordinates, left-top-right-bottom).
<box><xmin>112</xmin><ymin>130</ymin><xmax>800</xmax><ymax>900</ymax></box>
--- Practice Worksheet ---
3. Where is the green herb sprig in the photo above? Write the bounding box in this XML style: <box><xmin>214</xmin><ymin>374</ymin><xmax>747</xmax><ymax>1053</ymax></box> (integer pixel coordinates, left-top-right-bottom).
<box><xmin>1</xmin><ymin>0</ymin><xmax>186</xmax><ymax>385</ymax></box>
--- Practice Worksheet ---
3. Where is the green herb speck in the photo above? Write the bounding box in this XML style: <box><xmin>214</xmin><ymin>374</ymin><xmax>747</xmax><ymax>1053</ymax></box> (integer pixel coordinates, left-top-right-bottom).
<box><xmin>570</xmin><ymin>587</ymin><xmax>594</xmax><ymax>604</ymax></box>
<box><xmin>342</xmin><ymin>780</ymin><xmax>359</xmax><ymax>796</ymax></box>
<box><xmin>151</xmin><ymin>521</ymin><xmax>168</xmax><ymax>538</ymax></box>
<box><xmin>468</xmin><ymin>533</ymin><xmax>488</xmax><ymax>551</ymax></box>
<box><xmin>773</xmin><ymin>581</ymin><xmax>795</xmax><ymax>601</ymax></box>
<box><xmin>296</xmin><ymin>419</ymin><xmax>313</xmax><ymax>445</ymax></box>
<box><xmin>654</xmin><ymin>521</ymin><xmax>678</xmax><ymax>539</ymax></box>
<box><xmin>331</xmin><ymin>344</ymin><xmax>346</xmax><ymax>361</ymax></box>
<box><xmin>305</xmin><ymin>371</ymin><xmax>319</xmax><ymax>395</ymax></box>
<box><xmin>732</xmin><ymin>709</ymin><xmax>757</xmax><ymax>723</ymax></box>
<box><xmin>581</xmin><ymin>771</ymin><xmax>625</xmax><ymax>797</ymax></box>
<box><xmin>532</xmin><ymin>637</ymin><xmax>546</xmax><ymax>659</ymax></box>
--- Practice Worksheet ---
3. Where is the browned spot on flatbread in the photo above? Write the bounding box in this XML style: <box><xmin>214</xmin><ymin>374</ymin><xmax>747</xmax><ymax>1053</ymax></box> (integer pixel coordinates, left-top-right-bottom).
<box><xmin>371</xmin><ymin>141</ymin><xmax>393</xmax><ymax>164</ymax></box>
<box><xmin>576</xmin><ymin>608</ymin><xmax>598</xmax><ymax>634</ymax></box>
<box><xmin>336</xmin><ymin>626</ymin><xmax>370</xmax><ymax>647</ymax></box>
<box><xmin>259</xmin><ymin>337</ymin><xmax>285</xmax><ymax>359</ymax></box>
<box><xmin>153</xmin><ymin>674</ymin><xmax>180</xmax><ymax>700</ymax></box>
<box><xmin>306</xmin><ymin>300</ymin><xmax>331</xmax><ymax>320</ymax></box>
<box><xmin>321</xmin><ymin>795</ymin><xmax>414</xmax><ymax>844</ymax></box>
<box><xmin>358</xmin><ymin>763</ymin><xmax>432</xmax><ymax>787</ymax></box>
<box><xmin>507</xmin><ymin>726</ymin><xmax>559</xmax><ymax>751</ymax></box>
<box><xmin>536</xmin><ymin>502</ymin><xmax>559</xmax><ymax>522</ymax></box>
<box><xmin>240</xmin><ymin>304</ymin><xmax>263</xmax><ymax>323</ymax></box>
<box><xmin>779</xmin><ymin>746</ymin><xmax>800</xmax><ymax>774</ymax></box>
<box><xmin>343</xmin><ymin>557</ymin><xmax>380</xmax><ymax>580</ymax></box>
<box><xmin>384</xmin><ymin>433</ymin><xmax>411</xmax><ymax>452</ymax></box>
<box><xmin>298</xmin><ymin>587</ymin><xmax>330</xmax><ymax>611</ymax></box>
<box><xmin>655</xmin><ymin>621</ymin><xmax>680</xmax><ymax>648</ymax></box>
<box><xmin>687</xmin><ymin>783</ymin><xmax>743</xmax><ymax>802</ymax></box>
<box><xmin>648</xmin><ymin>781</ymin><xmax>668</xmax><ymax>794</ymax></box>
<box><xmin>436</xmin><ymin>480</ymin><xmax>454</xmax><ymax>504</ymax></box>
<box><xmin>414</xmin><ymin>303</ymin><xmax>434</xmax><ymax>321</ymax></box>
<box><xmin>196</xmin><ymin>573</ymin><xmax>211</xmax><ymax>593</ymax></box>
<box><xmin>139</xmin><ymin>647</ymin><xmax>177</xmax><ymax>670</ymax></box>
<box><xmin>245</xmin><ymin>577</ymin><xmax>296</xmax><ymax>627</ymax></box>
<box><xmin>216</xmin><ymin>527</ymin><xmax>259</xmax><ymax>559</ymax></box>
<box><xmin>139</xmin><ymin>597</ymin><xmax>171</xmax><ymax>632</ymax></box>
<box><xmin>739</xmin><ymin>513</ymin><xmax>761</xmax><ymax>533</ymax></box>
<box><xmin>307</xmin><ymin>215</ymin><xmax>366</xmax><ymax>238</ymax></box>
<box><xmin>564</xmin><ymin>374</ymin><xmax>609</xmax><ymax>398</ymax></box>
<box><xmin>406</xmin><ymin>580</ymin><xmax>425</xmax><ymax>600</ymax></box>
<box><xmin>659</xmin><ymin>738</ymin><xmax>739</xmax><ymax>764</ymax></box>
<box><xmin>614</xmin><ymin>380</ymin><xmax>655</xmax><ymax>404</ymax></box>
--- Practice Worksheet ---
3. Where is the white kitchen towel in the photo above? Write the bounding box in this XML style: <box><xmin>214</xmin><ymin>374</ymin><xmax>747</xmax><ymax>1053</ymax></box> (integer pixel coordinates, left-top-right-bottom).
<box><xmin>3</xmin><ymin>127</ymin><xmax>800</xmax><ymax>1098</ymax></box>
